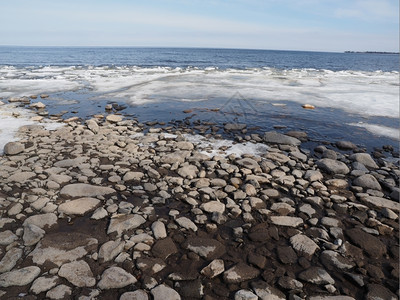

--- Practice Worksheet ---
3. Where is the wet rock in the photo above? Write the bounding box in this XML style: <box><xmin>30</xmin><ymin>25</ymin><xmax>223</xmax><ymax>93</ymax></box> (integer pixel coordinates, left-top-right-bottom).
<box><xmin>0</xmin><ymin>248</ymin><xmax>23</xmax><ymax>273</ymax></box>
<box><xmin>251</xmin><ymin>280</ymin><xmax>286</xmax><ymax>300</ymax></box>
<box><xmin>201</xmin><ymin>259</ymin><xmax>225</xmax><ymax>278</ymax></box>
<box><xmin>223</xmin><ymin>263</ymin><xmax>260</xmax><ymax>283</ymax></box>
<box><xmin>224</xmin><ymin>123</ymin><xmax>246</xmax><ymax>131</ymax></box>
<box><xmin>263</xmin><ymin>131</ymin><xmax>301</xmax><ymax>146</ymax></box>
<box><xmin>106</xmin><ymin>114</ymin><xmax>123</xmax><ymax>123</ymax></box>
<box><xmin>60</xmin><ymin>183</ymin><xmax>116</xmax><ymax>198</ymax></box>
<box><xmin>58</xmin><ymin>260</ymin><xmax>95</xmax><ymax>287</ymax></box>
<box><xmin>366</xmin><ymin>284</ymin><xmax>397</xmax><ymax>300</ymax></box>
<box><xmin>183</xmin><ymin>237</ymin><xmax>226</xmax><ymax>260</ymax></box>
<box><xmin>359</xmin><ymin>195</ymin><xmax>400</xmax><ymax>212</ymax></box>
<box><xmin>151</xmin><ymin>284</ymin><xmax>181</xmax><ymax>300</ymax></box>
<box><xmin>320</xmin><ymin>250</ymin><xmax>355</xmax><ymax>271</ymax></box>
<box><xmin>346</xmin><ymin>228</ymin><xmax>386</xmax><ymax>258</ymax></box>
<box><xmin>277</xmin><ymin>246</ymin><xmax>297</xmax><ymax>264</ymax></box>
<box><xmin>107</xmin><ymin>214</ymin><xmax>146</xmax><ymax>236</ymax></box>
<box><xmin>278</xmin><ymin>276</ymin><xmax>303</xmax><ymax>291</ymax></box>
<box><xmin>353</xmin><ymin>174</ymin><xmax>381</xmax><ymax>190</ymax></box>
<box><xmin>4</xmin><ymin>142</ymin><xmax>24</xmax><ymax>155</ymax></box>
<box><xmin>0</xmin><ymin>266</ymin><xmax>41</xmax><ymax>287</ymax></box>
<box><xmin>58</xmin><ymin>197</ymin><xmax>100</xmax><ymax>215</ymax></box>
<box><xmin>152</xmin><ymin>237</ymin><xmax>178</xmax><ymax>260</ymax></box>
<box><xmin>98</xmin><ymin>266</ymin><xmax>137</xmax><ymax>289</ymax></box>
<box><xmin>316</xmin><ymin>159</ymin><xmax>349</xmax><ymax>175</ymax></box>
<box><xmin>349</xmin><ymin>153</ymin><xmax>378</xmax><ymax>169</ymax></box>
<box><xmin>29</xmin><ymin>232</ymin><xmax>98</xmax><ymax>266</ymax></box>
<box><xmin>298</xmin><ymin>267</ymin><xmax>335</xmax><ymax>285</ymax></box>
<box><xmin>175</xmin><ymin>279</ymin><xmax>203</xmax><ymax>299</ymax></box>
<box><xmin>270</xmin><ymin>216</ymin><xmax>303</xmax><ymax>227</ymax></box>
<box><xmin>30</xmin><ymin>276</ymin><xmax>59</xmax><ymax>295</ymax></box>
<box><xmin>290</xmin><ymin>234</ymin><xmax>319</xmax><ymax>257</ymax></box>
<box><xmin>336</xmin><ymin>140</ymin><xmax>357</xmax><ymax>150</ymax></box>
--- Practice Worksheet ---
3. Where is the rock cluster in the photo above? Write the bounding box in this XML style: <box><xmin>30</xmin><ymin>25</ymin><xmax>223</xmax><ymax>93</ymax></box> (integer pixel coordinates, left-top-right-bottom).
<box><xmin>0</xmin><ymin>116</ymin><xmax>398</xmax><ymax>300</ymax></box>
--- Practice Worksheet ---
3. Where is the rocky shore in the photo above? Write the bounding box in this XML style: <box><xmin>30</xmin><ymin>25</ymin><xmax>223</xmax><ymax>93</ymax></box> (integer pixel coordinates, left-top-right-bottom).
<box><xmin>0</xmin><ymin>106</ymin><xmax>399</xmax><ymax>299</ymax></box>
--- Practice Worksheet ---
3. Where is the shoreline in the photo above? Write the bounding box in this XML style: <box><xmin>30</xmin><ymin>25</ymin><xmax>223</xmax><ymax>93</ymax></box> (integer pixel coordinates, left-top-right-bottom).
<box><xmin>0</xmin><ymin>98</ymin><xmax>399</xmax><ymax>299</ymax></box>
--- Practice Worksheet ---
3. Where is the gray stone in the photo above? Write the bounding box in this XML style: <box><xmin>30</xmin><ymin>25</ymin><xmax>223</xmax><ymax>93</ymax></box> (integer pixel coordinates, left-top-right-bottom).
<box><xmin>316</xmin><ymin>159</ymin><xmax>349</xmax><ymax>175</ymax></box>
<box><xmin>91</xmin><ymin>207</ymin><xmax>108</xmax><ymax>220</ymax></box>
<box><xmin>46</xmin><ymin>284</ymin><xmax>72</xmax><ymax>299</ymax></box>
<box><xmin>278</xmin><ymin>276</ymin><xmax>303</xmax><ymax>291</ymax></box>
<box><xmin>349</xmin><ymin>153</ymin><xmax>378</xmax><ymax>169</ymax></box>
<box><xmin>251</xmin><ymin>280</ymin><xmax>286</xmax><ymax>300</ymax></box>
<box><xmin>23</xmin><ymin>213</ymin><xmax>57</xmax><ymax>230</ymax></box>
<box><xmin>23</xmin><ymin>223</ymin><xmax>46</xmax><ymax>246</ymax></box>
<box><xmin>346</xmin><ymin>228</ymin><xmax>386</xmax><ymax>258</ymax></box>
<box><xmin>151</xmin><ymin>284</ymin><xmax>181</xmax><ymax>300</ymax></box>
<box><xmin>224</xmin><ymin>123</ymin><xmax>246</xmax><ymax>131</ymax></box>
<box><xmin>107</xmin><ymin>214</ymin><xmax>146</xmax><ymax>236</ymax></box>
<box><xmin>123</xmin><ymin>171</ymin><xmax>145</xmax><ymax>181</ymax></box>
<box><xmin>175</xmin><ymin>217</ymin><xmax>198</xmax><ymax>232</ymax></box>
<box><xmin>136</xmin><ymin>257</ymin><xmax>166</xmax><ymax>275</ymax></box>
<box><xmin>223</xmin><ymin>263</ymin><xmax>260</xmax><ymax>283</ymax></box>
<box><xmin>263</xmin><ymin>131</ymin><xmax>301</xmax><ymax>146</ymax></box>
<box><xmin>200</xmin><ymin>259</ymin><xmax>225</xmax><ymax>278</ymax></box>
<box><xmin>106</xmin><ymin>114</ymin><xmax>123</xmax><ymax>123</ymax></box>
<box><xmin>298</xmin><ymin>267</ymin><xmax>335</xmax><ymax>285</ymax></box>
<box><xmin>0</xmin><ymin>230</ymin><xmax>18</xmax><ymax>245</ymax></box>
<box><xmin>304</xmin><ymin>170</ymin><xmax>323</xmax><ymax>182</ymax></box>
<box><xmin>309</xmin><ymin>296</ymin><xmax>355</xmax><ymax>300</ymax></box>
<box><xmin>336</xmin><ymin>140</ymin><xmax>357</xmax><ymax>150</ymax></box>
<box><xmin>270</xmin><ymin>216</ymin><xmax>303</xmax><ymax>227</ymax></box>
<box><xmin>151</xmin><ymin>221</ymin><xmax>167</xmax><ymax>239</ymax></box>
<box><xmin>98</xmin><ymin>266</ymin><xmax>137</xmax><ymax>289</ymax></box>
<box><xmin>236</xmin><ymin>158</ymin><xmax>261</xmax><ymax>172</ymax></box>
<box><xmin>30</xmin><ymin>276</ymin><xmax>59</xmax><ymax>294</ymax></box>
<box><xmin>353</xmin><ymin>174</ymin><xmax>381</xmax><ymax>190</ymax></box>
<box><xmin>366</xmin><ymin>284</ymin><xmax>397</xmax><ymax>300</ymax></box>
<box><xmin>177</xmin><ymin>165</ymin><xmax>198</xmax><ymax>179</ymax></box>
<box><xmin>0</xmin><ymin>266</ymin><xmax>41</xmax><ymax>287</ymax></box>
<box><xmin>29</xmin><ymin>232</ymin><xmax>98</xmax><ymax>266</ymax></box>
<box><xmin>183</xmin><ymin>237</ymin><xmax>226</xmax><ymax>260</ymax></box>
<box><xmin>58</xmin><ymin>260</ymin><xmax>95</xmax><ymax>287</ymax></box>
<box><xmin>54</xmin><ymin>157</ymin><xmax>89</xmax><ymax>168</ymax></box>
<box><xmin>0</xmin><ymin>247</ymin><xmax>23</xmax><ymax>273</ymax></box>
<box><xmin>152</xmin><ymin>237</ymin><xmax>178</xmax><ymax>260</ymax></box>
<box><xmin>290</xmin><ymin>234</ymin><xmax>319</xmax><ymax>257</ymax></box>
<box><xmin>359</xmin><ymin>195</ymin><xmax>400</xmax><ymax>212</ymax></box>
<box><xmin>120</xmin><ymin>290</ymin><xmax>149</xmax><ymax>300</ymax></box>
<box><xmin>58</xmin><ymin>197</ymin><xmax>100</xmax><ymax>215</ymax></box>
<box><xmin>8</xmin><ymin>171</ymin><xmax>36</xmax><ymax>182</ymax></box>
<box><xmin>320</xmin><ymin>250</ymin><xmax>355</xmax><ymax>270</ymax></box>
<box><xmin>235</xmin><ymin>289</ymin><xmax>258</xmax><ymax>300</ymax></box>
<box><xmin>4</xmin><ymin>142</ymin><xmax>24</xmax><ymax>155</ymax></box>
<box><xmin>99</xmin><ymin>240</ymin><xmax>125</xmax><ymax>263</ymax></box>
<box><xmin>60</xmin><ymin>183</ymin><xmax>116</xmax><ymax>198</ymax></box>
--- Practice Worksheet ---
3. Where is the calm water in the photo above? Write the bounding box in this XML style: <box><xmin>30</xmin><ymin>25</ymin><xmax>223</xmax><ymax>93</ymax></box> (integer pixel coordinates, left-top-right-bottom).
<box><xmin>0</xmin><ymin>46</ymin><xmax>398</xmax><ymax>71</ymax></box>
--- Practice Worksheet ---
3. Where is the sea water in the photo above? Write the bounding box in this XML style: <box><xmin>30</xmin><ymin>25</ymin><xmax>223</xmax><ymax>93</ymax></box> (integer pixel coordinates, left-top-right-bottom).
<box><xmin>0</xmin><ymin>47</ymin><xmax>398</xmax><ymax>152</ymax></box>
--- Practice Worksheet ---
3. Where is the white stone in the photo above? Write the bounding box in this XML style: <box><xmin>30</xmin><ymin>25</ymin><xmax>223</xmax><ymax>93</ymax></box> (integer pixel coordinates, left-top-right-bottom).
<box><xmin>270</xmin><ymin>216</ymin><xmax>303</xmax><ymax>227</ymax></box>
<box><xmin>151</xmin><ymin>221</ymin><xmax>167</xmax><ymax>239</ymax></box>
<box><xmin>23</xmin><ymin>224</ymin><xmax>45</xmax><ymax>246</ymax></box>
<box><xmin>200</xmin><ymin>259</ymin><xmax>225</xmax><ymax>278</ymax></box>
<box><xmin>290</xmin><ymin>234</ymin><xmax>319</xmax><ymax>257</ymax></box>
<box><xmin>99</xmin><ymin>240</ymin><xmax>125</xmax><ymax>263</ymax></box>
<box><xmin>0</xmin><ymin>230</ymin><xmax>18</xmax><ymax>245</ymax></box>
<box><xmin>200</xmin><ymin>201</ymin><xmax>225</xmax><ymax>214</ymax></box>
<box><xmin>175</xmin><ymin>217</ymin><xmax>198</xmax><ymax>232</ymax></box>
<box><xmin>46</xmin><ymin>284</ymin><xmax>72</xmax><ymax>299</ymax></box>
<box><xmin>97</xmin><ymin>266</ymin><xmax>137</xmax><ymax>289</ymax></box>
<box><xmin>30</xmin><ymin>276</ymin><xmax>59</xmax><ymax>295</ymax></box>
<box><xmin>0</xmin><ymin>266</ymin><xmax>41</xmax><ymax>287</ymax></box>
<box><xmin>235</xmin><ymin>289</ymin><xmax>258</xmax><ymax>300</ymax></box>
<box><xmin>151</xmin><ymin>284</ymin><xmax>181</xmax><ymax>300</ymax></box>
<box><xmin>107</xmin><ymin>214</ymin><xmax>146</xmax><ymax>236</ymax></box>
<box><xmin>58</xmin><ymin>197</ymin><xmax>100</xmax><ymax>215</ymax></box>
<box><xmin>58</xmin><ymin>260</ymin><xmax>95</xmax><ymax>287</ymax></box>
<box><xmin>0</xmin><ymin>247</ymin><xmax>23</xmax><ymax>273</ymax></box>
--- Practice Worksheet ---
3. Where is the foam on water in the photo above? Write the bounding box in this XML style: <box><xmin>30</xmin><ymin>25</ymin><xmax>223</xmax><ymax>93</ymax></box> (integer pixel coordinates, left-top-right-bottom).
<box><xmin>349</xmin><ymin>123</ymin><xmax>400</xmax><ymax>141</ymax></box>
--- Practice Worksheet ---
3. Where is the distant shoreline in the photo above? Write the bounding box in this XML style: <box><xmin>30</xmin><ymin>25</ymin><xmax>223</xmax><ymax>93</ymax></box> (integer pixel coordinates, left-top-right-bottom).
<box><xmin>345</xmin><ymin>51</ymin><xmax>399</xmax><ymax>54</ymax></box>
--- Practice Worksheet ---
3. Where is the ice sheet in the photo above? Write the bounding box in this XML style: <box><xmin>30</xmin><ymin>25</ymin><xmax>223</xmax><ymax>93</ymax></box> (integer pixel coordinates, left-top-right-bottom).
<box><xmin>349</xmin><ymin>122</ymin><xmax>400</xmax><ymax>141</ymax></box>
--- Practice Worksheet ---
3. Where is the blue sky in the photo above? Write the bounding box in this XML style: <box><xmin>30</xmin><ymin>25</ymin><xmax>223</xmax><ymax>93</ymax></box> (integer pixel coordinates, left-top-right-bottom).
<box><xmin>1</xmin><ymin>0</ymin><xmax>398</xmax><ymax>52</ymax></box>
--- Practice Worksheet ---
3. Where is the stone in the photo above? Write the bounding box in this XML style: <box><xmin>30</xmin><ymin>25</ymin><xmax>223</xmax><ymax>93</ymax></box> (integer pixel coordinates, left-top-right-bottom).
<box><xmin>23</xmin><ymin>224</ymin><xmax>46</xmax><ymax>246</ymax></box>
<box><xmin>298</xmin><ymin>267</ymin><xmax>335</xmax><ymax>285</ymax></box>
<box><xmin>251</xmin><ymin>280</ymin><xmax>286</xmax><ymax>300</ymax></box>
<box><xmin>151</xmin><ymin>284</ymin><xmax>181</xmax><ymax>300</ymax></box>
<box><xmin>175</xmin><ymin>217</ymin><xmax>198</xmax><ymax>231</ymax></box>
<box><xmin>336</xmin><ymin>140</ymin><xmax>357</xmax><ymax>150</ymax></box>
<box><xmin>325</xmin><ymin>179</ymin><xmax>348</xmax><ymax>189</ymax></box>
<box><xmin>4</xmin><ymin>142</ymin><xmax>24</xmax><ymax>155</ymax></box>
<box><xmin>98</xmin><ymin>266</ymin><xmax>137</xmax><ymax>289</ymax></box>
<box><xmin>60</xmin><ymin>183</ymin><xmax>116</xmax><ymax>198</ymax></box>
<box><xmin>123</xmin><ymin>171</ymin><xmax>145</xmax><ymax>181</ymax></box>
<box><xmin>175</xmin><ymin>141</ymin><xmax>194</xmax><ymax>150</ymax></box>
<box><xmin>263</xmin><ymin>131</ymin><xmax>301</xmax><ymax>146</ymax></box>
<box><xmin>201</xmin><ymin>259</ymin><xmax>225</xmax><ymax>278</ymax></box>
<box><xmin>316</xmin><ymin>159</ymin><xmax>349</xmax><ymax>175</ymax></box>
<box><xmin>29</xmin><ymin>232</ymin><xmax>98</xmax><ymax>266</ymax></box>
<box><xmin>58</xmin><ymin>260</ymin><xmax>95</xmax><ymax>287</ymax></box>
<box><xmin>86</xmin><ymin>119</ymin><xmax>99</xmax><ymax>133</ymax></box>
<box><xmin>200</xmin><ymin>201</ymin><xmax>225</xmax><ymax>214</ymax></box>
<box><xmin>349</xmin><ymin>153</ymin><xmax>378</xmax><ymax>169</ymax></box>
<box><xmin>320</xmin><ymin>250</ymin><xmax>355</xmax><ymax>270</ymax></box>
<box><xmin>345</xmin><ymin>228</ymin><xmax>386</xmax><ymax>258</ymax></box>
<box><xmin>120</xmin><ymin>290</ymin><xmax>149</xmax><ymax>300</ymax></box>
<box><xmin>183</xmin><ymin>237</ymin><xmax>226</xmax><ymax>260</ymax></box>
<box><xmin>270</xmin><ymin>203</ymin><xmax>295</xmax><ymax>215</ymax></box>
<box><xmin>359</xmin><ymin>195</ymin><xmax>400</xmax><ymax>212</ymax></box>
<box><xmin>23</xmin><ymin>213</ymin><xmax>57</xmax><ymax>230</ymax></box>
<box><xmin>353</xmin><ymin>174</ymin><xmax>381</xmax><ymax>190</ymax></box>
<box><xmin>98</xmin><ymin>240</ymin><xmax>125</xmax><ymax>263</ymax></box>
<box><xmin>278</xmin><ymin>276</ymin><xmax>303</xmax><ymax>291</ymax></box>
<box><xmin>177</xmin><ymin>165</ymin><xmax>198</xmax><ymax>179</ymax></box>
<box><xmin>0</xmin><ymin>247</ymin><xmax>23</xmax><ymax>273</ymax></box>
<box><xmin>304</xmin><ymin>170</ymin><xmax>323</xmax><ymax>182</ymax></box>
<box><xmin>152</xmin><ymin>237</ymin><xmax>178</xmax><ymax>260</ymax></box>
<box><xmin>106</xmin><ymin>114</ymin><xmax>123</xmax><ymax>123</ymax></box>
<box><xmin>107</xmin><ymin>214</ymin><xmax>146</xmax><ymax>236</ymax></box>
<box><xmin>175</xmin><ymin>279</ymin><xmax>203</xmax><ymax>299</ymax></box>
<box><xmin>30</xmin><ymin>276</ymin><xmax>59</xmax><ymax>294</ymax></box>
<box><xmin>91</xmin><ymin>207</ymin><xmax>108</xmax><ymax>220</ymax></box>
<box><xmin>54</xmin><ymin>157</ymin><xmax>89</xmax><ymax>168</ymax></box>
<box><xmin>270</xmin><ymin>216</ymin><xmax>303</xmax><ymax>227</ymax></box>
<box><xmin>0</xmin><ymin>266</ymin><xmax>41</xmax><ymax>287</ymax></box>
<box><xmin>8</xmin><ymin>171</ymin><xmax>36</xmax><ymax>182</ymax></box>
<box><xmin>290</xmin><ymin>234</ymin><xmax>319</xmax><ymax>257</ymax></box>
<box><xmin>366</xmin><ymin>284</ymin><xmax>397</xmax><ymax>300</ymax></box>
<box><xmin>151</xmin><ymin>221</ymin><xmax>167</xmax><ymax>239</ymax></box>
<box><xmin>136</xmin><ymin>257</ymin><xmax>166</xmax><ymax>275</ymax></box>
<box><xmin>235</xmin><ymin>289</ymin><xmax>258</xmax><ymax>300</ymax></box>
<box><xmin>309</xmin><ymin>297</ymin><xmax>355</xmax><ymax>300</ymax></box>
<box><xmin>224</xmin><ymin>123</ymin><xmax>246</xmax><ymax>131</ymax></box>
<box><xmin>0</xmin><ymin>230</ymin><xmax>18</xmax><ymax>245</ymax></box>
<box><xmin>223</xmin><ymin>263</ymin><xmax>260</xmax><ymax>283</ymax></box>
<box><xmin>277</xmin><ymin>246</ymin><xmax>297</xmax><ymax>264</ymax></box>
<box><xmin>46</xmin><ymin>284</ymin><xmax>72</xmax><ymax>299</ymax></box>
<box><xmin>58</xmin><ymin>197</ymin><xmax>100</xmax><ymax>215</ymax></box>
<box><xmin>236</xmin><ymin>158</ymin><xmax>261</xmax><ymax>172</ymax></box>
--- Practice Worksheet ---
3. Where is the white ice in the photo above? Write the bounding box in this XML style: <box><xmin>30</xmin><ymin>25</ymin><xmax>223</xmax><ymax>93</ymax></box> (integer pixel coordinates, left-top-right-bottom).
<box><xmin>349</xmin><ymin>122</ymin><xmax>400</xmax><ymax>141</ymax></box>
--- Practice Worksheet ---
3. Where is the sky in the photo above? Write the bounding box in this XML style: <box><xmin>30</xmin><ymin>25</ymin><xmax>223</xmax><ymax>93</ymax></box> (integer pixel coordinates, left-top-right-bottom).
<box><xmin>0</xmin><ymin>0</ymin><xmax>398</xmax><ymax>52</ymax></box>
